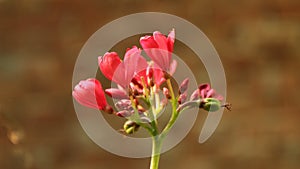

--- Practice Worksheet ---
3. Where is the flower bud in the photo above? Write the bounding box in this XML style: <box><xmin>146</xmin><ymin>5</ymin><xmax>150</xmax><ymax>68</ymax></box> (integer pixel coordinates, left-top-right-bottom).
<box><xmin>116</xmin><ymin>110</ymin><xmax>133</xmax><ymax>117</ymax></box>
<box><xmin>123</xmin><ymin>120</ymin><xmax>140</xmax><ymax>134</ymax></box>
<box><xmin>179</xmin><ymin>78</ymin><xmax>189</xmax><ymax>94</ymax></box>
<box><xmin>178</xmin><ymin>92</ymin><xmax>187</xmax><ymax>104</ymax></box>
<box><xmin>190</xmin><ymin>89</ymin><xmax>200</xmax><ymax>101</ymax></box>
<box><xmin>163</xmin><ymin>87</ymin><xmax>171</xmax><ymax>99</ymax></box>
<box><xmin>72</xmin><ymin>78</ymin><xmax>108</xmax><ymax>110</ymax></box>
<box><xmin>198</xmin><ymin>83</ymin><xmax>210</xmax><ymax>91</ymax></box>
<box><xmin>105</xmin><ymin>88</ymin><xmax>129</xmax><ymax>99</ymax></box>
<box><xmin>115</xmin><ymin>99</ymin><xmax>132</xmax><ymax>111</ymax></box>
<box><xmin>201</xmin><ymin>98</ymin><xmax>221</xmax><ymax>112</ymax></box>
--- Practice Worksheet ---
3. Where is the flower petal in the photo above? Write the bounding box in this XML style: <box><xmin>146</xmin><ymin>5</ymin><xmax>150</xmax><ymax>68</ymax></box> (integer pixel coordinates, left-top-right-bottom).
<box><xmin>140</xmin><ymin>29</ymin><xmax>176</xmax><ymax>73</ymax></box>
<box><xmin>72</xmin><ymin>78</ymin><xmax>107</xmax><ymax>110</ymax></box>
<box><xmin>98</xmin><ymin>52</ymin><xmax>121</xmax><ymax>81</ymax></box>
<box><xmin>167</xmin><ymin>29</ymin><xmax>175</xmax><ymax>52</ymax></box>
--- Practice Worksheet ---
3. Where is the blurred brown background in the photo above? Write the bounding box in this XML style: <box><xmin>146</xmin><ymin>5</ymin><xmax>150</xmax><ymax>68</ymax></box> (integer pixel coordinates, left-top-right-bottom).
<box><xmin>1</xmin><ymin>0</ymin><xmax>300</xmax><ymax>169</ymax></box>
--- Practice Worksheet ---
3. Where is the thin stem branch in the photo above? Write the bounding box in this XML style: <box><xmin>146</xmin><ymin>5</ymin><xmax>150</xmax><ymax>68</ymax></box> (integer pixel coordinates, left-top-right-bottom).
<box><xmin>148</xmin><ymin>86</ymin><xmax>159</xmax><ymax>135</ymax></box>
<box><xmin>166</xmin><ymin>79</ymin><xmax>175</xmax><ymax>100</ymax></box>
<box><xmin>161</xmin><ymin>78</ymin><xmax>178</xmax><ymax>139</ymax></box>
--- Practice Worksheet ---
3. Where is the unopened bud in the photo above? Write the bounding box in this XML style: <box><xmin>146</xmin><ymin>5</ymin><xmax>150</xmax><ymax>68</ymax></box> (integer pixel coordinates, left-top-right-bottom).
<box><xmin>179</xmin><ymin>78</ymin><xmax>189</xmax><ymax>94</ymax></box>
<box><xmin>178</xmin><ymin>92</ymin><xmax>187</xmax><ymax>104</ymax></box>
<box><xmin>123</xmin><ymin>120</ymin><xmax>140</xmax><ymax>134</ymax></box>
<box><xmin>198</xmin><ymin>83</ymin><xmax>210</xmax><ymax>91</ymax></box>
<box><xmin>116</xmin><ymin>110</ymin><xmax>133</xmax><ymax>117</ymax></box>
<box><xmin>200</xmin><ymin>98</ymin><xmax>221</xmax><ymax>112</ymax></box>
<box><xmin>115</xmin><ymin>99</ymin><xmax>132</xmax><ymax>111</ymax></box>
<box><xmin>190</xmin><ymin>89</ymin><xmax>200</xmax><ymax>101</ymax></box>
<box><xmin>163</xmin><ymin>87</ymin><xmax>171</xmax><ymax>99</ymax></box>
<box><xmin>105</xmin><ymin>88</ymin><xmax>129</xmax><ymax>99</ymax></box>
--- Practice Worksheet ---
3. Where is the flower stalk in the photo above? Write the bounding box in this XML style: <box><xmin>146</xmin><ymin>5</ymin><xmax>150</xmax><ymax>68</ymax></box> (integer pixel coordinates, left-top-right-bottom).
<box><xmin>150</xmin><ymin>136</ymin><xmax>163</xmax><ymax>169</ymax></box>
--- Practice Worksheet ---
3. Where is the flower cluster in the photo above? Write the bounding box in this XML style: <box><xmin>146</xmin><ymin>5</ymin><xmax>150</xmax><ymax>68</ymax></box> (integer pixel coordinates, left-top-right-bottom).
<box><xmin>72</xmin><ymin>29</ymin><xmax>227</xmax><ymax>135</ymax></box>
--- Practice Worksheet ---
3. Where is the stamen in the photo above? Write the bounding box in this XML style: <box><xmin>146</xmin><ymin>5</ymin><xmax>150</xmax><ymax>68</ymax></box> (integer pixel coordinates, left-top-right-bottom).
<box><xmin>140</xmin><ymin>76</ymin><xmax>149</xmax><ymax>97</ymax></box>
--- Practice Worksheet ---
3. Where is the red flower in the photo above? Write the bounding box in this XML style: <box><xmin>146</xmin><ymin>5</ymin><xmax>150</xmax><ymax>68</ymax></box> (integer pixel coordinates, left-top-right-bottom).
<box><xmin>72</xmin><ymin>78</ymin><xmax>108</xmax><ymax>110</ymax></box>
<box><xmin>140</xmin><ymin>29</ymin><xmax>176</xmax><ymax>73</ymax></box>
<box><xmin>99</xmin><ymin>46</ymin><xmax>148</xmax><ymax>88</ymax></box>
<box><xmin>134</xmin><ymin>65</ymin><xmax>165</xmax><ymax>87</ymax></box>
<box><xmin>98</xmin><ymin>52</ymin><xmax>122</xmax><ymax>81</ymax></box>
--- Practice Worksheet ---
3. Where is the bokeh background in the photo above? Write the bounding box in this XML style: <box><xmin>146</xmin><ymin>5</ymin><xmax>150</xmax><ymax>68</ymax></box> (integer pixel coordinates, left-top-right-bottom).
<box><xmin>1</xmin><ymin>0</ymin><xmax>300</xmax><ymax>169</ymax></box>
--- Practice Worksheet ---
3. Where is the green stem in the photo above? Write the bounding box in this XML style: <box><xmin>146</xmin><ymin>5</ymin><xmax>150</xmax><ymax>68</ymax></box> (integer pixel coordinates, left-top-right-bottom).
<box><xmin>166</xmin><ymin>79</ymin><xmax>175</xmax><ymax>100</ymax></box>
<box><xmin>160</xmin><ymin>102</ymin><xmax>178</xmax><ymax>140</ymax></box>
<box><xmin>150</xmin><ymin>136</ymin><xmax>162</xmax><ymax>169</ymax></box>
<box><xmin>149</xmin><ymin>86</ymin><xmax>159</xmax><ymax>135</ymax></box>
<box><xmin>161</xmin><ymin>78</ymin><xmax>179</xmax><ymax>139</ymax></box>
<box><xmin>149</xmin><ymin>79</ymin><xmax>178</xmax><ymax>169</ymax></box>
<box><xmin>137</xmin><ymin>122</ymin><xmax>154</xmax><ymax>135</ymax></box>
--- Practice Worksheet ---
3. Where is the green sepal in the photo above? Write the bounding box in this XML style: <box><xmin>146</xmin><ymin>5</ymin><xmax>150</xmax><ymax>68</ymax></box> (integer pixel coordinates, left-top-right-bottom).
<box><xmin>203</xmin><ymin>98</ymin><xmax>221</xmax><ymax>112</ymax></box>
